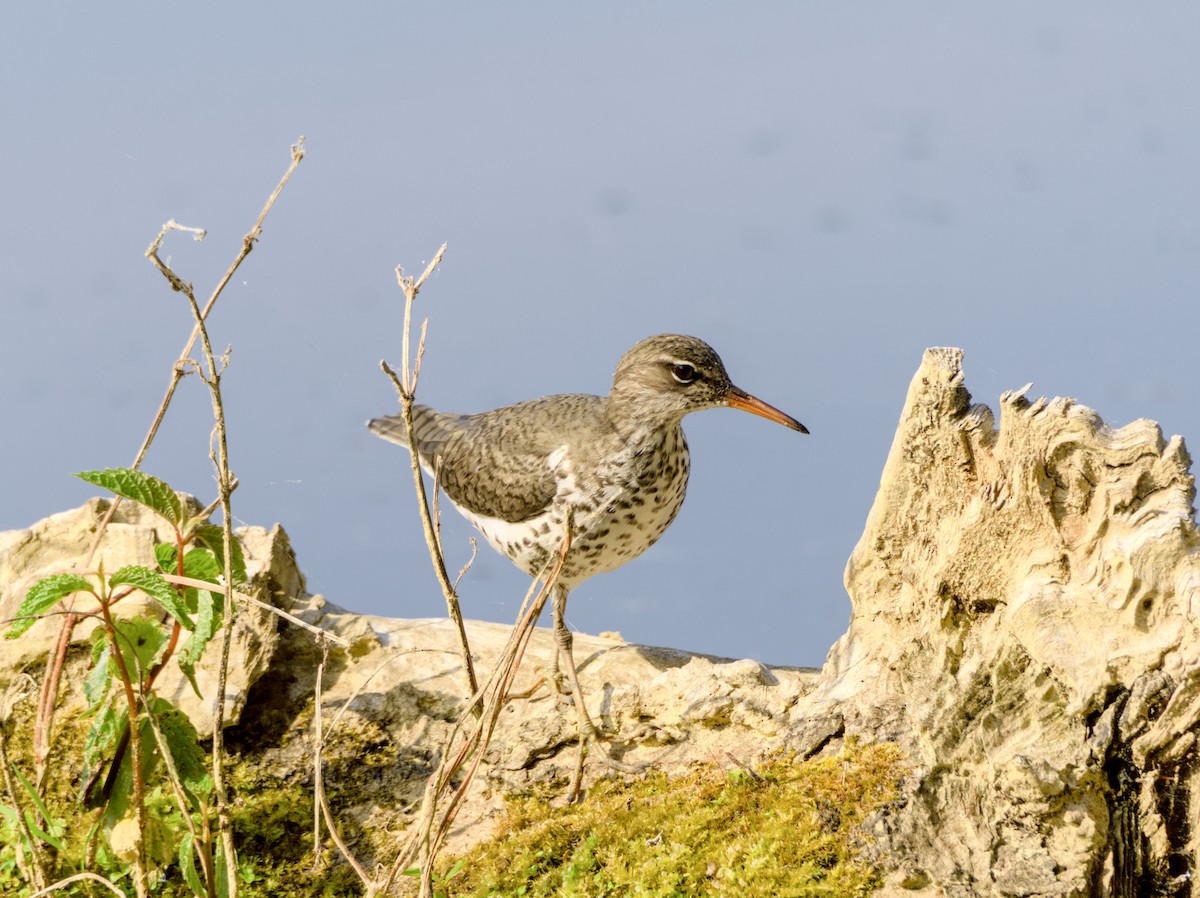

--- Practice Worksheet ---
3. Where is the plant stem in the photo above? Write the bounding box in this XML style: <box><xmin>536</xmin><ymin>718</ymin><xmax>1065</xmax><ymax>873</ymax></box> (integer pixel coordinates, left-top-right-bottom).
<box><xmin>98</xmin><ymin>597</ymin><xmax>150</xmax><ymax>898</ymax></box>
<box><xmin>33</xmin><ymin>139</ymin><xmax>304</xmax><ymax>811</ymax></box>
<box><xmin>139</xmin><ymin>137</ymin><xmax>305</xmax><ymax>898</ymax></box>
<box><xmin>180</xmin><ymin>275</ymin><xmax>240</xmax><ymax>898</ymax></box>
<box><xmin>0</xmin><ymin>678</ymin><xmax>48</xmax><ymax>890</ymax></box>
<box><xmin>380</xmin><ymin>241</ymin><xmax>481</xmax><ymax>708</ymax></box>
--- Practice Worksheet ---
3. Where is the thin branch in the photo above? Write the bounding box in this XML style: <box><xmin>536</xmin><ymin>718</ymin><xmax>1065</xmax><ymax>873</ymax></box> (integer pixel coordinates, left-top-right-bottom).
<box><xmin>159</xmin><ymin>574</ymin><xmax>350</xmax><ymax>647</ymax></box>
<box><xmin>141</xmin><ymin>692</ymin><xmax>214</xmax><ymax>892</ymax></box>
<box><xmin>28</xmin><ymin>872</ymin><xmax>129</xmax><ymax>898</ymax></box>
<box><xmin>32</xmin><ymin>619</ymin><xmax>73</xmax><ymax>788</ymax></box>
<box><xmin>374</xmin><ymin>511</ymin><xmax>575</xmax><ymax>897</ymax></box>
<box><xmin>311</xmin><ymin>639</ymin><xmax>326</xmax><ymax>868</ymax></box>
<box><xmin>33</xmin><ymin>137</ymin><xmax>305</xmax><ymax>796</ymax></box>
<box><xmin>307</xmin><ymin>636</ymin><xmax>382</xmax><ymax>885</ymax></box>
<box><xmin>453</xmin><ymin>539</ymin><xmax>478</xmax><ymax>593</ymax></box>
<box><xmin>172</xmin><ymin>259</ymin><xmax>239</xmax><ymax>898</ymax></box>
<box><xmin>412</xmin><ymin>245</ymin><xmax>447</xmax><ymax>295</ymax></box>
<box><xmin>379</xmin><ymin>241</ymin><xmax>480</xmax><ymax>706</ymax></box>
<box><xmin>137</xmin><ymin>138</ymin><xmax>305</xmax><ymax>898</ymax></box>
<box><xmin>310</xmin><ymin>637</ymin><xmax>371</xmax><ymax>883</ymax></box>
<box><xmin>312</xmin><ymin>637</ymin><xmax>370</xmax><ymax>887</ymax></box>
<box><xmin>381</xmin><ymin>357</ymin><xmax>479</xmax><ymax>704</ymax></box>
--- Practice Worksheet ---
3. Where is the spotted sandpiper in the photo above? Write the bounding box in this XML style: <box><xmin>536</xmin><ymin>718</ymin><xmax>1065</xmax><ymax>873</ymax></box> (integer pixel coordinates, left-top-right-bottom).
<box><xmin>369</xmin><ymin>334</ymin><xmax>807</xmax><ymax>735</ymax></box>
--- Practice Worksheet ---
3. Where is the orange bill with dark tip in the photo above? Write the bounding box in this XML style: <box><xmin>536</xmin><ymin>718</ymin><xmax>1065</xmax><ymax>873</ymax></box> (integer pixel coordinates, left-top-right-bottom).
<box><xmin>726</xmin><ymin>386</ymin><xmax>809</xmax><ymax>434</ymax></box>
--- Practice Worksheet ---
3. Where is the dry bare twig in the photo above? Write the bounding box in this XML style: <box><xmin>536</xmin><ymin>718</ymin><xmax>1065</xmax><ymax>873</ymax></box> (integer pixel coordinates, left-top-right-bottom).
<box><xmin>373</xmin><ymin>511</ymin><xmax>575</xmax><ymax>898</ymax></box>
<box><xmin>310</xmin><ymin>635</ymin><xmax>373</xmax><ymax>884</ymax></box>
<box><xmin>367</xmin><ymin>245</ymin><xmax>602</xmax><ymax>896</ymax></box>
<box><xmin>31</xmin><ymin>137</ymin><xmax>306</xmax><ymax>791</ymax></box>
<box><xmin>378</xmin><ymin>242</ymin><xmax>480</xmax><ymax>705</ymax></box>
<box><xmin>159</xmin><ymin>574</ymin><xmax>349</xmax><ymax>646</ymax></box>
<box><xmin>140</xmin><ymin>135</ymin><xmax>306</xmax><ymax>898</ymax></box>
<box><xmin>27</xmin><ymin>871</ymin><xmax>129</xmax><ymax>898</ymax></box>
<box><xmin>149</xmin><ymin>237</ymin><xmax>239</xmax><ymax>898</ymax></box>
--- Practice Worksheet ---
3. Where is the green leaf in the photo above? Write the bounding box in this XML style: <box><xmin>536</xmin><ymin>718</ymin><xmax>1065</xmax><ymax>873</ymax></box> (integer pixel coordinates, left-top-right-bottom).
<box><xmin>109</xmin><ymin>565</ymin><xmax>195</xmax><ymax>631</ymax></box>
<box><xmin>24</xmin><ymin>816</ymin><xmax>66</xmax><ymax>852</ymax></box>
<box><xmin>183</xmin><ymin>547</ymin><xmax>220</xmax><ymax>583</ymax></box>
<box><xmin>155</xmin><ymin>542</ymin><xmax>178</xmax><ymax>573</ymax></box>
<box><xmin>0</xmin><ymin>803</ymin><xmax>18</xmax><ymax>830</ymax></box>
<box><xmin>84</xmin><ymin>643</ymin><xmax>114</xmax><ymax>708</ymax></box>
<box><xmin>192</xmin><ymin>524</ymin><xmax>247</xmax><ymax>585</ymax></box>
<box><xmin>179</xmin><ymin>835</ymin><xmax>206</xmax><ymax>898</ymax></box>
<box><xmin>11</xmin><ymin>767</ymin><xmax>65</xmax><ymax>851</ymax></box>
<box><xmin>178</xmin><ymin>587</ymin><xmax>221</xmax><ymax>699</ymax></box>
<box><xmin>81</xmin><ymin>699</ymin><xmax>125</xmax><ymax>796</ymax></box>
<box><xmin>6</xmin><ymin>572</ymin><xmax>94</xmax><ymax>637</ymax></box>
<box><xmin>76</xmin><ymin>468</ymin><xmax>183</xmax><ymax>526</ymax></box>
<box><xmin>110</xmin><ymin>617</ymin><xmax>169</xmax><ymax>682</ymax></box>
<box><xmin>0</xmin><ymin>804</ymin><xmax>29</xmax><ymax>857</ymax></box>
<box><xmin>151</xmin><ymin>697</ymin><xmax>213</xmax><ymax>806</ymax></box>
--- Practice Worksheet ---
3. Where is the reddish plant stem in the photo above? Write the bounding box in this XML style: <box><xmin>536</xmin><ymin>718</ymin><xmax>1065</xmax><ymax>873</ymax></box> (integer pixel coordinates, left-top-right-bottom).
<box><xmin>98</xmin><ymin>597</ymin><xmax>150</xmax><ymax>898</ymax></box>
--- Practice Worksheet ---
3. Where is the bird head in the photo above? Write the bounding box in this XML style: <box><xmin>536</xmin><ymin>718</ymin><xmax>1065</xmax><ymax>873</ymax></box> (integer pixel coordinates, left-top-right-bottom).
<box><xmin>609</xmin><ymin>334</ymin><xmax>808</xmax><ymax>433</ymax></box>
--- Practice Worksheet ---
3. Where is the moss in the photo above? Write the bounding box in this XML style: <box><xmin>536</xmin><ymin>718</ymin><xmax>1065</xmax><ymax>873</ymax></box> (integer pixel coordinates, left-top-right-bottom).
<box><xmin>0</xmin><ymin>649</ymin><xmax>368</xmax><ymax>898</ymax></box>
<box><xmin>443</xmin><ymin>740</ymin><xmax>905</xmax><ymax>898</ymax></box>
<box><xmin>3</xmin><ymin>645</ymin><xmax>904</xmax><ymax>898</ymax></box>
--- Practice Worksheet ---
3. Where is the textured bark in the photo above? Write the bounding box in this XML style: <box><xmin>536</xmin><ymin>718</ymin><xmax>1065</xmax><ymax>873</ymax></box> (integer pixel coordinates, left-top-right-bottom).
<box><xmin>796</xmin><ymin>347</ymin><xmax>1198</xmax><ymax>897</ymax></box>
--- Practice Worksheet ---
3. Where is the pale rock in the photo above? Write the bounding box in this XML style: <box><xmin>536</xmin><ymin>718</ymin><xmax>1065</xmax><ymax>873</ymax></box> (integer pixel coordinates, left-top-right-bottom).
<box><xmin>261</xmin><ymin>608</ymin><xmax>817</xmax><ymax>853</ymax></box>
<box><xmin>0</xmin><ymin>497</ymin><xmax>299</xmax><ymax>735</ymax></box>
<box><xmin>4</xmin><ymin>346</ymin><xmax>1200</xmax><ymax>894</ymax></box>
<box><xmin>803</xmin><ymin>348</ymin><xmax>1200</xmax><ymax>897</ymax></box>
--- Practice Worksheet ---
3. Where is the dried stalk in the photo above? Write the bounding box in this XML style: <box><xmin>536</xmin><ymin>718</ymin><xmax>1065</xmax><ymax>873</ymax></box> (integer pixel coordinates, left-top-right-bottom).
<box><xmin>379</xmin><ymin>242</ymin><xmax>480</xmax><ymax>705</ymax></box>
<box><xmin>373</xmin><ymin>511</ymin><xmax>575</xmax><ymax>898</ymax></box>
<box><xmin>27</xmin><ymin>871</ymin><xmax>129</xmax><ymax>898</ymax></box>
<box><xmin>0</xmin><ymin>676</ymin><xmax>47</xmax><ymax>891</ymax></box>
<box><xmin>126</xmin><ymin>137</ymin><xmax>305</xmax><ymax>898</ymax></box>
<box><xmin>310</xmin><ymin>633</ymin><xmax>372</xmax><ymax>884</ymax></box>
<box><xmin>159</xmin><ymin>574</ymin><xmax>349</xmax><ymax>646</ymax></box>
<box><xmin>367</xmin><ymin>245</ymin><xmax>598</xmax><ymax>896</ymax></box>
<box><xmin>32</xmin><ymin>137</ymin><xmax>306</xmax><ymax>789</ymax></box>
<box><xmin>148</xmin><ymin>238</ymin><xmax>238</xmax><ymax>898</ymax></box>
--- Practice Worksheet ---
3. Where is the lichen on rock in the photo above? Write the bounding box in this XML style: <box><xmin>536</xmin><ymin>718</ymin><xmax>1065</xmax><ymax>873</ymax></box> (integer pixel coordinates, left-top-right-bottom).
<box><xmin>801</xmin><ymin>347</ymin><xmax>1199</xmax><ymax>897</ymax></box>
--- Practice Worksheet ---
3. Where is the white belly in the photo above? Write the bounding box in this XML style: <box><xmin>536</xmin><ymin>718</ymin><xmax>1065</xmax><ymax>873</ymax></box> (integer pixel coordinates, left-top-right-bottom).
<box><xmin>457</xmin><ymin>429</ymin><xmax>691</xmax><ymax>589</ymax></box>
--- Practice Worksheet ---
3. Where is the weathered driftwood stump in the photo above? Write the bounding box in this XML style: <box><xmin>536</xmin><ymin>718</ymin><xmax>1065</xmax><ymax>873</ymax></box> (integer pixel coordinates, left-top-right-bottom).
<box><xmin>794</xmin><ymin>347</ymin><xmax>1198</xmax><ymax>897</ymax></box>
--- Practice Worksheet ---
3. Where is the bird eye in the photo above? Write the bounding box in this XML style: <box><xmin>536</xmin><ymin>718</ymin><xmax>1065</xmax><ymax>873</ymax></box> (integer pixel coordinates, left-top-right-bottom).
<box><xmin>671</xmin><ymin>363</ymin><xmax>698</xmax><ymax>384</ymax></box>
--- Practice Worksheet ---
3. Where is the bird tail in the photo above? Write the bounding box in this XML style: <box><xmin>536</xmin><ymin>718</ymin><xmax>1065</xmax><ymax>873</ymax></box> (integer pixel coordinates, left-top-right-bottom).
<box><xmin>367</xmin><ymin>414</ymin><xmax>411</xmax><ymax>448</ymax></box>
<box><xmin>368</xmin><ymin>407</ymin><xmax>471</xmax><ymax>463</ymax></box>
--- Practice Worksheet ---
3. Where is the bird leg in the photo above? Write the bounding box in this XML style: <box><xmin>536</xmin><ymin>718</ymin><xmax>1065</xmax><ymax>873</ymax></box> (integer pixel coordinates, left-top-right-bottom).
<box><xmin>547</xmin><ymin>590</ymin><xmax>570</xmax><ymax>695</ymax></box>
<box><xmin>551</xmin><ymin>586</ymin><xmax>600</xmax><ymax>743</ymax></box>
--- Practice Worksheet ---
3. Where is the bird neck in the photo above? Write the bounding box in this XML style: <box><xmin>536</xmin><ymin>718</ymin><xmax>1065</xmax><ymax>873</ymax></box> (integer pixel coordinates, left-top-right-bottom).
<box><xmin>605</xmin><ymin>393</ymin><xmax>686</xmax><ymax>444</ymax></box>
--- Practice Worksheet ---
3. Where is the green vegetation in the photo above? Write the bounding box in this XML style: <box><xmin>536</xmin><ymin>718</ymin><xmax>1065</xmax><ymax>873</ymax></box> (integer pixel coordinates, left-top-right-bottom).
<box><xmin>444</xmin><ymin>741</ymin><xmax>904</xmax><ymax>898</ymax></box>
<box><xmin>2</xmin><ymin>693</ymin><xmax>902</xmax><ymax>898</ymax></box>
<box><xmin>1</xmin><ymin>468</ymin><xmax>244</xmax><ymax>897</ymax></box>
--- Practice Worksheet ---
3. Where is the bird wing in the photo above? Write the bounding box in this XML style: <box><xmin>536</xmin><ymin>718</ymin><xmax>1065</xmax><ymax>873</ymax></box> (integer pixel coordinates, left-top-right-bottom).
<box><xmin>370</xmin><ymin>396</ymin><xmax>607</xmax><ymax>523</ymax></box>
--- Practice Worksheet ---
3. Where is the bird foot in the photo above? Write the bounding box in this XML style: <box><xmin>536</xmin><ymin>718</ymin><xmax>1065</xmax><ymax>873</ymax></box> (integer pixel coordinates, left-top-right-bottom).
<box><xmin>550</xmin><ymin>669</ymin><xmax>575</xmax><ymax>697</ymax></box>
<box><xmin>565</xmin><ymin>726</ymin><xmax>648</xmax><ymax>803</ymax></box>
